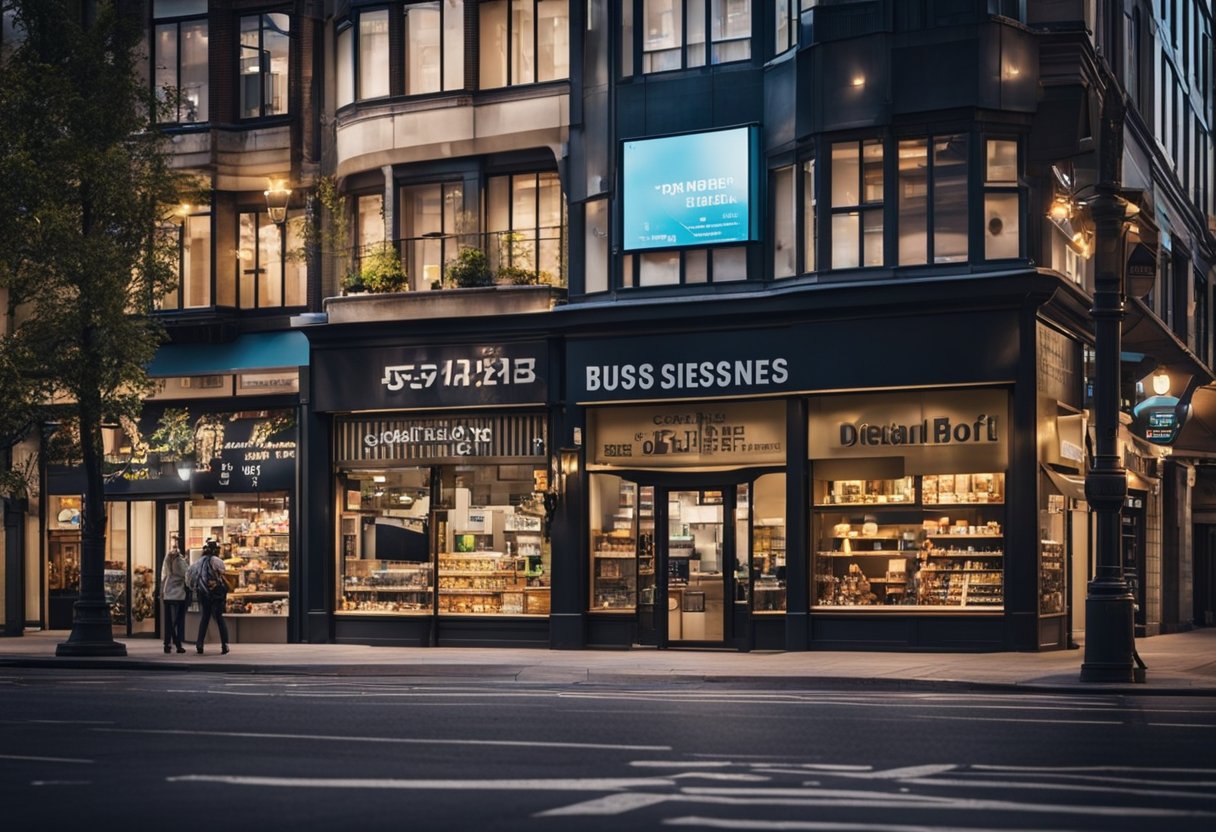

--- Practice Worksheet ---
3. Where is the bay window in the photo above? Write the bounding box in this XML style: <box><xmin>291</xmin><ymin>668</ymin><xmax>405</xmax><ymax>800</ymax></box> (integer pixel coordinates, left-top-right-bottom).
<box><xmin>635</xmin><ymin>0</ymin><xmax>750</xmax><ymax>74</ymax></box>
<box><xmin>239</xmin><ymin>12</ymin><xmax>290</xmax><ymax>119</ymax></box>
<box><xmin>235</xmin><ymin>211</ymin><xmax>305</xmax><ymax>309</ymax></box>
<box><xmin>897</xmin><ymin>135</ymin><xmax>968</xmax><ymax>266</ymax></box>
<box><xmin>480</xmin><ymin>0</ymin><xmax>569</xmax><ymax>89</ymax></box>
<box><xmin>358</xmin><ymin>10</ymin><xmax>391</xmax><ymax>100</ymax></box>
<box><xmin>159</xmin><ymin>208</ymin><xmax>212</xmax><ymax>310</ymax></box>
<box><xmin>153</xmin><ymin>0</ymin><xmax>208</xmax><ymax>124</ymax></box>
<box><xmin>830</xmin><ymin>140</ymin><xmax>884</xmax><ymax>269</ymax></box>
<box><xmin>486</xmin><ymin>172</ymin><xmax>565</xmax><ymax>282</ymax></box>
<box><xmin>405</xmin><ymin>1</ymin><xmax>465</xmax><ymax>95</ymax></box>
<box><xmin>983</xmin><ymin>138</ymin><xmax>1021</xmax><ymax>260</ymax></box>
<box><xmin>400</xmin><ymin>182</ymin><xmax>464</xmax><ymax>290</ymax></box>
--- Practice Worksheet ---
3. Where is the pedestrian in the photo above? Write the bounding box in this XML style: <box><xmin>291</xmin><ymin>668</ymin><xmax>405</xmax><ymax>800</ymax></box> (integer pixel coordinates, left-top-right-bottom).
<box><xmin>188</xmin><ymin>539</ymin><xmax>230</xmax><ymax>655</ymax></box>
<box><xmin>160</xmin><ymin>537</ymin><xmax>188</xmax><ymax>654</ymax></box>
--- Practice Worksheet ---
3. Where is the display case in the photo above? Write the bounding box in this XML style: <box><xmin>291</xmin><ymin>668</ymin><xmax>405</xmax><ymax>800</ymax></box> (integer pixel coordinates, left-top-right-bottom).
<box><xmin>590</xmin><ymin>478</ymin><xmax>645</xmax><ymax>611</ymax></box>
<box><xmin>187</xmin><ymin>496</ymin><xmax>292</xmax><ymax>617</ymax></box>
<box><xmin>438</xmin><ymin>552</ymin><xmax>529</xmax><ymax>614</ymax></box>
<box><xmin>592</xmin><ymin>530</ymin><xmax>637</xmax><ymax>609</ymax></box>
<box><xmin>813</xmin><ymin>473</ymin><xmax>1005</xmax><ymax>610</ymax></box>
<box><xmin>341</xmin><ymin>559</ymin><xmax>434</xmax><ymax>613</ymax></box>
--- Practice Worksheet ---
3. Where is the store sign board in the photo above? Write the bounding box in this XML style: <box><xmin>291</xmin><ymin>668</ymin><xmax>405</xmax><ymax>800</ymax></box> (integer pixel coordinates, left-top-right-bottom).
<box><xmin>622</xmin><ymin>126</ymin><xmax>761</xmax><ymax>251</ymax></box>
<box><xmin>314</xmin><ymin>342</ymin><xmax>548</xmax><ymax>412</ymax></box>
<box><xmin>1132</xmin><ymin>394</ymin><xmax>1187</xmax><ymax>445</ymax></box>
<box><xmin>53</xmin><ymin>408</ymin><xmax>297</xmax><ymax>495</ymax></box>
<box><xmin>590</xmin><ymin>401</ymin><xmax>785</xmax><ymax>468</ymax></box>
<box><xmin>809</xmin><ymin>389</ymin><xmax>1008</xmax><ymax>473</ymax></box>
<box><xmin>337</xmin><ymin>413</ymin><xmax>546</xmax><ymax>464</ymax></box>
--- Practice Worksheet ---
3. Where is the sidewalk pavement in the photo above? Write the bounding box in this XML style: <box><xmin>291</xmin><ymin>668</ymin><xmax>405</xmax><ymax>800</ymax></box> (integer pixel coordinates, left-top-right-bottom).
<box><xmin>1</xmin><ymin>628</ymin><xmax>1214</xmax><ymax>695</ymax></box>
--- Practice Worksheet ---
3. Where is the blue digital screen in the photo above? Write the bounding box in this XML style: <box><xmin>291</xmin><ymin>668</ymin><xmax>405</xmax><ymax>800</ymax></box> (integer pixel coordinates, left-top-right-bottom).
<box><xmin>622</xmin><ymin>126</ymin><xmax>759</xmax><ymax>251</ymax></box>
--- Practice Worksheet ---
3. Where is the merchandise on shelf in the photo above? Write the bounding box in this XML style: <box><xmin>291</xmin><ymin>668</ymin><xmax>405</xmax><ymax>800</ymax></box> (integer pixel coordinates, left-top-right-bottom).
<box><xmin>813</xmin><ymin>474</ymin><xmax>1005</xmax><ymax>610</ymax></box>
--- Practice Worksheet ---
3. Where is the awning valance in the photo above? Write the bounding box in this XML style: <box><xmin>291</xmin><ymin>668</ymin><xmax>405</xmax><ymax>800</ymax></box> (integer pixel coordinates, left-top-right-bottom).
<box><xmin>147</xmin><ymin>332</ymin><xmax>309</xmax><ymax>378</ymax></box>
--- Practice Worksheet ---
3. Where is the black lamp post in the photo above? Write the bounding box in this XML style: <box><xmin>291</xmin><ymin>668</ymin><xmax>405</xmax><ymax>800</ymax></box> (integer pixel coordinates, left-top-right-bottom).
<box><xmin>1080</xmin><ymin>84</ymin><xmax>1139</xmax><ymax>683</ymax></box>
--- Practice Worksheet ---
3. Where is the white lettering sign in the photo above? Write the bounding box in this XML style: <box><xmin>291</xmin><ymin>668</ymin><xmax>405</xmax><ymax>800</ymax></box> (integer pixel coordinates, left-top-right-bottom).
<box><xmin>380</xmin><ymin>357</ymin><xmax>537</xmax><ymax>392</ymax></box>
<box><xmin>584</xmin><ymin>358</ymin><xmax>789</xmax><ymax>394</ymax></box>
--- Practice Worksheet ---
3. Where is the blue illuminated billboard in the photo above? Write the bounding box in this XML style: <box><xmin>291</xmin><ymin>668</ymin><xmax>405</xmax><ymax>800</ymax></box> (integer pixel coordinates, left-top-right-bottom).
<box><xmin>622</xmin><ymin>125</ymin><xmax>760</xmax><ymax>252</ymax></box>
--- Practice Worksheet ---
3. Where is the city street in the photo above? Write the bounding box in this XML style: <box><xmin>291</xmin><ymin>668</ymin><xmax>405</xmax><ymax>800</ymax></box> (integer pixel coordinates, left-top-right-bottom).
<box><xmin>1</xmin><ymin>669</ymin><xmax>1212</xmax><ymax>831</ymax></box>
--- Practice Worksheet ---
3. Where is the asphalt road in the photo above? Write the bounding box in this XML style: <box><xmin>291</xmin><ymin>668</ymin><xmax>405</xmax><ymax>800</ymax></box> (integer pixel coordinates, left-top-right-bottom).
<box><xmin>0</xmin><ymin>670</ymin><xmax>1213</xmax><ymax>831</ymax></box>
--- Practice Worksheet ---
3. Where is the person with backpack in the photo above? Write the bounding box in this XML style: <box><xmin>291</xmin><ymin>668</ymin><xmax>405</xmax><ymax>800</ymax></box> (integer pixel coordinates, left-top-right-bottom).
<box><xmin>188</xmin><ymin>539</ymin><xmax>230</xmax><ymax>655</ymax></box>
<box><xmin>160</xmin><ymin>537</ymin><xmax>188</xmax><ymax>654</ymax></box>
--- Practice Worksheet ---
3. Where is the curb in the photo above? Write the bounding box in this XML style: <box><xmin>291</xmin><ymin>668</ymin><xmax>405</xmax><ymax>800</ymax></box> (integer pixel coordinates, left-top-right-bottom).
<box><xmin>2</xmin><ymin>656</ymin><xmax>1213</xmax><ymax>695</ymax></box>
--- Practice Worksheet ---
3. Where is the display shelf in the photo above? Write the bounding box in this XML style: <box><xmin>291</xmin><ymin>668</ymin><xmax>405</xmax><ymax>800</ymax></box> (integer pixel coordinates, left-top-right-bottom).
<box><xmin>813</xmin><ymin>476</ymin><xmax>1005</xmax><ymax>609</ymax></box>
<box><xmin>340</xmin><ymin>559</ymin><xmax>433</xmax><ymax>614</ymax></box>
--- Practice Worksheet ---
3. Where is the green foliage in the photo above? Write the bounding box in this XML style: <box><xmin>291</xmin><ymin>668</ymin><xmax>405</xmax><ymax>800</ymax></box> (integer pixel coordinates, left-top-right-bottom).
<box><xmin>148</xmin><ymin>408</ymin><xmax>194</xmax><ymax>460</ymax></box>
<box><xmin>445</xmin><ymin>246</ymin><xmax>493</xmax><ymax>288</ymax></box>
<box><xmin>0</xmin><ymin>0</ymin><xmax>186</xmax><ymax>593</ymax></box>
<box><xmin>495</xmin><ymin>231</ymin><xmax>541</xmax><ymax>285</ymax></box>
<box><xmin>359</xmin><ymin>242</ymin><xmax>407</xmax><ymax>293</ymax></box>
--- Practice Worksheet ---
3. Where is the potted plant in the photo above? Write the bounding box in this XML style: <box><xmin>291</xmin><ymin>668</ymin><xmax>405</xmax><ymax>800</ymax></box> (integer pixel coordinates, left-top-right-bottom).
<box><xmin>495</xmin><ymin>231</ymin><xmax>540</xmax><ymax>285</ymax></box>
<box><xmin>444</xmin><ymin>246</ymin><xmax>493</xmax><ymax>288</ymax></box>
<box><xmin>359</xmin><ymin>242</ymin><xmax>407</xmax><ymax>293</ymax></box>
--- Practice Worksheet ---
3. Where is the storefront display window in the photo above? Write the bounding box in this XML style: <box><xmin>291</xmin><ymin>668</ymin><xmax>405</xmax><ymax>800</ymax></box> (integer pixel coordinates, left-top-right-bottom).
<box><xmin>813</xmin><ymin>474</ymin><xmax>1005</xmax><ymax>608</ymax></box>
<box><xmin>1040</xmin><ymin>486</ymin><xmax>1066</xmax><ymax>615</ymax></box>
<box><xmin>749</xmin><ymin>474</ymin><xmax>787</xmax><ymax>612</ymax></box>
<box><xmin>589</xmin><ymin>475</ymin><xmax>653</xmax><ymax>610</ymax></box>
<box><xmin>337</xmin><ymin>465</ymin><xmax>551</xmax><ymax>616</ymax></box>
<box><xmin>187</xmin><ymin>494</ymin><xmax>291</xmax><ymax>617</ymax></box>
<box><xmin>809</xmin><ymin>389</ymin><xmax>1009</xmax><ymax>611</ymax></box>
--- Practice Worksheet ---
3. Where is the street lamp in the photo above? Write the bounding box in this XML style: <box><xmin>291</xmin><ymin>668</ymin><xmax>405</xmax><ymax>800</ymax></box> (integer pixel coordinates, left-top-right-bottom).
<box><xmin>264</xmin><ymin>179</ymin><xmax>292</xmax><ymax>225</ymax></box>
<box><xmin>1081</xmin><ymin>84</ymin><xmax>1142</xmax><ymax>684</ymax></box>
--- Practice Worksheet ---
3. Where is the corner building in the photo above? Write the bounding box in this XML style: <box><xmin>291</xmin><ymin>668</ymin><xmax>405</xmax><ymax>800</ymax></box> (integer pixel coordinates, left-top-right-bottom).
<box><xmin>10</xmin><ymin>2</ymin><xmax>1211</xmax><ymax>653</ymax></box>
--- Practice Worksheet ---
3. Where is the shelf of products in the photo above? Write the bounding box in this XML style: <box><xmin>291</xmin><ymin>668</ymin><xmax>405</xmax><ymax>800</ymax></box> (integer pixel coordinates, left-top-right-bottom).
<box><xmin>438</xmin><ymin>552</ymin><xmax>532</xmax><ymax>614</ymax></box>
<box><xmin>341</xmin><ymin>560</ymin><xmax>434</xmax><ymax>613</ymax></box>
<box><xmin>813</xmin><ymin>473</ymin><xmax>1005</xmax><ymax>610</ymax></box>
<box><xmin>189</xmin><ymin>497</ymin><xmax>292</xmax><ymax>617</ymax></box>
<box><xmin>592</xmin><ymin>530</ymin><xmax>638</xmax><ymax>609</ymax></box>
<box><xmin>1040</xmin><ymin>539</ymin><xmax>1065</xmax><ymax>615</ymax></box>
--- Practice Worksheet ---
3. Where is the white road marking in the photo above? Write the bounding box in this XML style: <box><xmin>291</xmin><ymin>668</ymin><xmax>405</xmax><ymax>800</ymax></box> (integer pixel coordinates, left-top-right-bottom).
<box><xmin>826</xmin><ymin>765</ymin><xmax>957</xmax><ymax>780</ymax></box>
<box><xmin>1148</xmin><ymin>722</ymin><xmax>1216</xmax><ymax>728</ymax></box>
<box><xmin>0</xmin><ymin>754</ymin><xmax>93</xmax><ymax>764</ymax></box>
<box><xmin>908</xmin><ymin>714</ymin><xmax>1122</xmax><ymax>726</ymax></box>
<box><xmin>169</xmin><ymin>774</ymin><xmax>676</xmax><ymax>790</ymax></box>
<box><xmin>960</xmin><ymin>770</ymin><xmax>1216</xmax><ymax>787</ymax></box>
<box><xmin>632</xmin><ymin>761</ymin><xmax>735</xmax><ymax>768</ymax></box>
<box><xmin>662</xmin><ymin>818</ymin><xmax>1072</xmax><ymax>832</ymax></box>
<box><xmin>17</xmin><ymin>719</ymin><xmax>115</xmax><ymax>725</ymax></box>
<box><xmin>99</xmin><ymin>727</ymin><xmax>668</xmax><ymax>752</ymax></box>
<box><xmin>900</xmin><ymin>776</ymin><xmax>1216</xmax><ymax>801</ymax></box>
<box><xmin>30</xmin><ymin>780</ymin><xmax>93</xmax><ymax>786</ymax></box>
<box><xmin>973</xmin><ymin>764</ymin><xmax>1216</xmax><ymax>774</ymax></box>
<box><xmin>536</xmin><ymin>792</ymin><xmax>671</xmax><ymax>816</ymax></box>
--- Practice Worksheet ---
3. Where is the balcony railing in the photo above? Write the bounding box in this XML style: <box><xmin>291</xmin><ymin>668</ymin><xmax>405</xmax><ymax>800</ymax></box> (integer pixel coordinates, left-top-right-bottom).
<box><xmin>348</xmin><ymin>227</ymin><xmax>567</xmax><ymax>293</ymax></box>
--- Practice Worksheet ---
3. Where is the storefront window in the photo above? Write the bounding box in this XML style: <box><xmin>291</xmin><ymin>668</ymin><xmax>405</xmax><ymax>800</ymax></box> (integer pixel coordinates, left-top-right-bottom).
<box><xmin>809</xmin><ymin>390</ymin><xmax>1008</xmax><ymax>611</ymax></box>
<box><xmin>186</xmin><ymin>494</ymin><xmax>291</xmax><ymax>617</ymax></box>
<box><xmin>750</xmin><ymin>473</ymin><xmax>787</xmax><ymax>611</ymax></box>
<box><xmin>1040</xmin><ymin>480</ymin><xmax>1067</xmax><ymax>615</ymax></box>
<box><xmin>339</xmin><ymin>469</ymin><xmax>434</xmax><ymax>614</ymax></box>
<box><xmin>589</xmin><ymin>475</ymin><xmax>649</xmax><ymax>610</ymax></box>
<box><xmin>813</xmin><ymin>474</ymin><xmax>1005</xmax><ymax>608</ymax></box>
<box><xmin>337</xmin><ymin>464</ymin><xmax>552</xmax><ymax>616</ymax></box>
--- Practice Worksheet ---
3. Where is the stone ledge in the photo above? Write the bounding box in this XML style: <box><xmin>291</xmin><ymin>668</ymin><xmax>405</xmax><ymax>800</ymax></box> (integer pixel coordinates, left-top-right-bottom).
<box><xmin>323</xmin><ymin>285</ymin><xmax>565</xmax><ymax>324</ymax></box>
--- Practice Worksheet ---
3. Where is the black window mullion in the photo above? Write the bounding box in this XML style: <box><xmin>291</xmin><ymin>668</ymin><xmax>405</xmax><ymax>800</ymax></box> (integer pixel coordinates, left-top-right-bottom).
<box><xmin>926</xmin><ymin>135</ymin><xmax>936</xmax><ymax>264</ymax></box>
<box><xmin>174</xmin><ymin>22</ymin><xmax>184</xmax><ymax>122</ymax></box>
<box><xmin>506</xmin><ymin>2</ymin><xmax>513</xmax><ymax>86</ymax></box>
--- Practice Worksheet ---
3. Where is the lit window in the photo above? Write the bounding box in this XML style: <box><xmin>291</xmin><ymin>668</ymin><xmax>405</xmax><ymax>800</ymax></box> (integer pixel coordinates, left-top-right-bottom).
<box><xmin>159</xmin><ymin>207</ymin><xmax>212</xmax><ymax>310</ymax></box>
<box><xmin>358</xmin><ymin>10</ymin><xmax>390</xmax><ymax>100</ymax></box>
<box><xmin>830</xmin><ymin>140</ymin><xmax>883</xmax><ymax>269</ymax></box>
<box><xmin>983</xmin><ymin>138</ymin><xmax>1021</xmax><ymax>261</ymax></box>
<box><xmin>486</xmin><ymin>172</ymin><xmax>566</xmax><ymax>284</ymax></box>
<box><xmin>405</xmin><ymin>1</ymin><xmax>465</xmax><ymax>95</ymax></box>
<box><xmin>897</xmin><ymin>135</ymin><xmax>968</xmax><ymax>266</ymax></box>
<box><xmin>480</xmin><ymin>0</ymin><xmax>568</xmax><ymax>89</ymax></box>
<box><xmin>234</xmin><ymin>211</ymin><xmax>305</xmax><ymax>309</ymax></box>
<box><xmin>239</xmin><ymin>13</ymin><xmax>290</xmax><ymax>118</ymax></box>
<box><xmin>634</xmin><ymin>0</ymin><xmax>751</xmax><ymax>75</ymax></box>
<box><xmin>153</xmin><ymin>1</ymin><xmax>209</xmax><ymax>124</ymax></box>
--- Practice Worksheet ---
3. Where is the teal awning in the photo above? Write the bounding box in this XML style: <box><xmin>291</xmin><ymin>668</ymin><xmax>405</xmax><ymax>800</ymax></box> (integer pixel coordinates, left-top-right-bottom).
<box><xmin>147</xmin><ymin>332</ymin><xmax>309</xmax><ymax>377</ymax></box>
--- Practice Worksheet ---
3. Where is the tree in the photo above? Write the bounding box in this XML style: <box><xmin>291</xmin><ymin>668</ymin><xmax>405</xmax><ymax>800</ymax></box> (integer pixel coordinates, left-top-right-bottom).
<box><xmin>0</xmin><ymin>0</ymin><xmax>184</xmax><ymax>654</ymax></box>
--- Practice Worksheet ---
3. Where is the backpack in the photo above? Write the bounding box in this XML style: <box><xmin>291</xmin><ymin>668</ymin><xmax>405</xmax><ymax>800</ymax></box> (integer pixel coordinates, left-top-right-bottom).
<box><xmin>188</xmin><ymin>554</ymin><xmax>226</xmax><ymax>601</ymax></box>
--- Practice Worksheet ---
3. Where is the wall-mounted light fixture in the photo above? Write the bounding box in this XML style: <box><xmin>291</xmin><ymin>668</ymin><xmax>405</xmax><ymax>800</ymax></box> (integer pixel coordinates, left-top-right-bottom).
<box><xmin>850</xmin><ymin>75</ymin><xmax>865</xmax><ymax>88</ymax></box>
<box><xmin>1151</xmin><ymin>367</ymin><xmax>1171</xmax><ymax>396</ymax></box>
<box><xmin>264</xmin><ymin>179</ymin><xmax>292</xmax><ymax>225</ymax></box>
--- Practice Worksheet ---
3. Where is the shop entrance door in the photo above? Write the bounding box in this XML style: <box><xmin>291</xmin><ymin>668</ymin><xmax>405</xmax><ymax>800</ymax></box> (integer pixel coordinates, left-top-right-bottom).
<box><xmin>659</xmin><ymin>488</ymin><xmax>732</xmax><ymax>646</ymax></box>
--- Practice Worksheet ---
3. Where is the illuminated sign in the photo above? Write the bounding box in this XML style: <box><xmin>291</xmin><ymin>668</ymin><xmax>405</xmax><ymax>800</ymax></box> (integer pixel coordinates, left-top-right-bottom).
<box><xmin>622</xmin><ymin>126</ymin><xmax>760</xmax><ymax>251</ymax></box>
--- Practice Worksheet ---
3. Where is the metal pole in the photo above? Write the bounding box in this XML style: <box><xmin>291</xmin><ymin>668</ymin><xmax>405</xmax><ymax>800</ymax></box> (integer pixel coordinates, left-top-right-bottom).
<box><xmin>1081</xmin><ymin>84</ymin><xmax>1138</xmax><ymax>683</ymax></box>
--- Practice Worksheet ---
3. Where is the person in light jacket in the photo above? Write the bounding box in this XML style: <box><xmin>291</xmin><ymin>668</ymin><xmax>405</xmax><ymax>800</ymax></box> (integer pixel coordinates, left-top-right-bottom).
<box><xmin>160</xmin><ymin>539</ymin><xmax>188</xmax><ymax>654</ymax></box>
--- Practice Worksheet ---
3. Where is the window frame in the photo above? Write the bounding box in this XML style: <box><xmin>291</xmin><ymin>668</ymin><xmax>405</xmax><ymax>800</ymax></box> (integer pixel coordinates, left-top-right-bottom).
<box><xmin>238</xmin><ymin>11</ymin><xmax>291</xmax><ymax>120</ymax></box>
<box><xmin>896</xmin><ymin>133</ymin><xmax>971</xmax><ymax>267</ymax></box>
<box><xmin>403</xmin><ymin>0</ymin><xmax>465</xmax><ymax>96</ymax></box>
<box><xmin>826</xmin><ymin>138</ymin><xmax>885</xmax><ymax>270</ymax></box>
<box><xmin>158</xmin><ymin>206</ymin><xmax>214</xmax><ymax>312</ymax></box>
<box><xmin>627</xmin><ymin>0</ymin><xmax>753</xmax><ymax>77</ymax></box>
<box><xmin>234</xmin><ymin>208</ymin><xmax>306</xmax><ymax>311</ymax></box>
<box><xmin>152</xmin><ymin>8</ymin><xmax>209</xmax><ymax>125</ymax></box>
<box><xmin>479</xmin><ymin>0</ymin><xmax>570</xmax><ymax>90</ymax></box>
<box><xmin>981</xmin><ymin>136</ymin><xmax>1023</xmax><ymax>263</ymax></box>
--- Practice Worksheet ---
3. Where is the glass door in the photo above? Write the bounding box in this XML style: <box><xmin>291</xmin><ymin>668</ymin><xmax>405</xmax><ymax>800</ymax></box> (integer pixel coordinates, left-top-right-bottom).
<box><xmin>663</xmin><ymin>488</ymin><xmax>730</xmax><ymax>645</ymax></box>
